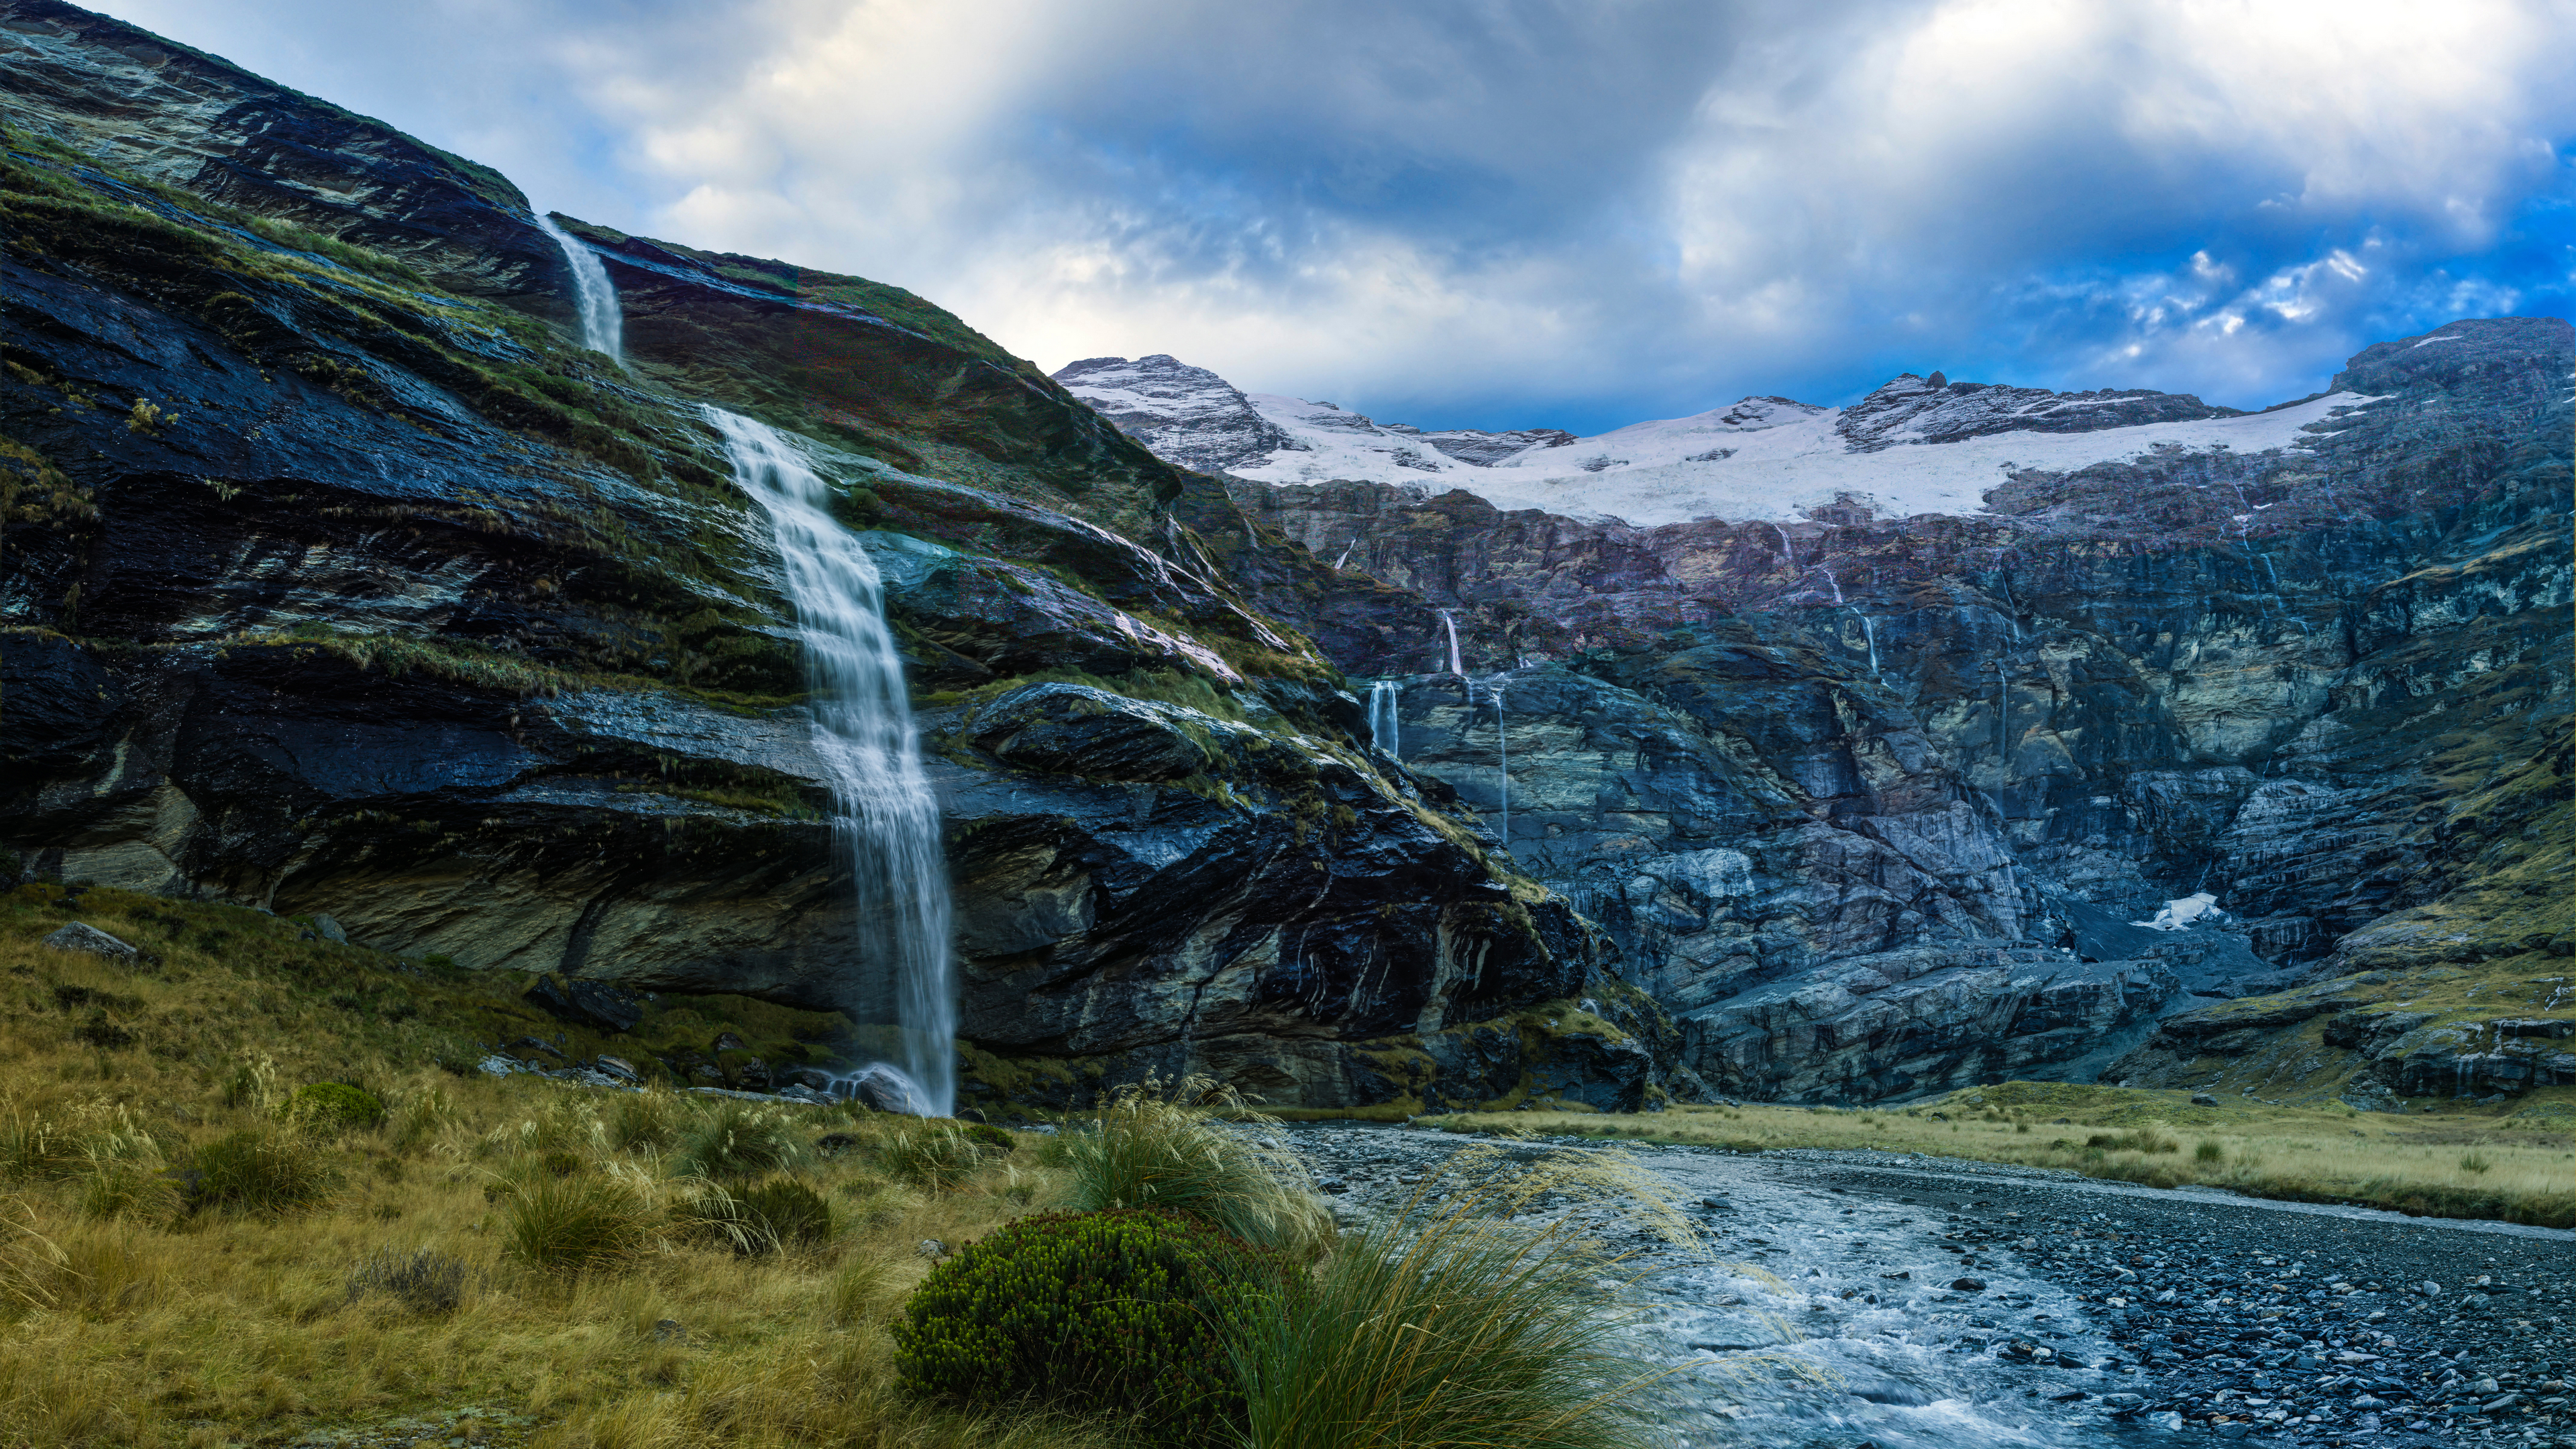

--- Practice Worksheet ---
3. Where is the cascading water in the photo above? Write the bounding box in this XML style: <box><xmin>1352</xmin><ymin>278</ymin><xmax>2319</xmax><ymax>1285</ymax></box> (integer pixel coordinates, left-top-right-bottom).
<box><xmin>1438</xmin><ymin>610</ymin><xmax>1464</xmax><ymax>676</ymax></box>
<box><xmin>708</xmin><ymin>407</ymin><xmax>954</xmax><ymax>1116</ymax></box>
<box><xmin>535</xmin><ymin>214</ymin><xmax>624</xmax><ymax>365</ymax></box>
<box><xmin>1824</xmin><ymin>569</ymin><xmax>1845</xmax><ymax>604</ymax></box>
<box><xmin>1366</xmin><ymin>680</ymin><xmax>1401</xmax><ymax>757</ymax></box>
<box><xmin>1770</xmin><ymin>523</ymin><xmax>1796</xmax><ymax>566</ymax></box>
<box><xmin>1490</xmin><ymin>678</ymin><xmax>1510</xmax><ymax>854</ymax></box>
<box><xmin>1856</xmin><ymin>613</ymin><xmax>1882</xmax><ymax>680</ymax></box>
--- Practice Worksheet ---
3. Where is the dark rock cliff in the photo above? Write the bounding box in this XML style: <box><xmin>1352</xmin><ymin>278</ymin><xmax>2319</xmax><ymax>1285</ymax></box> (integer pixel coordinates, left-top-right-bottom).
<box><xmin>1199</xmin><ymin>319</ymin><xmax>2573</xmax><ymax>1104</ymax></box>
<box><xmin>0</xmin><ymin>0</ymin><xmax>1660</xmax><ymax>1114</ymax></box>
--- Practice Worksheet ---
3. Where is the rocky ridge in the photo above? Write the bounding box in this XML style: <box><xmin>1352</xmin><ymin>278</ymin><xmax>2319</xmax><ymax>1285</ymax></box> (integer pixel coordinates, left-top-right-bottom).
<box><xmin>0</xmin><ymin>0</ymin><xmax>1666</xmax><ymax>1114</ymax></box>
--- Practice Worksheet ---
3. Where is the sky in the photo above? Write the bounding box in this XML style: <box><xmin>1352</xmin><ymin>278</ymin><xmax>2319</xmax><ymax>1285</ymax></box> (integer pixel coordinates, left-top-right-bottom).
<box><xmin>91</xmin><ymin>0</ymin><xmax>2576</xmax><ymax>435</ymax></box>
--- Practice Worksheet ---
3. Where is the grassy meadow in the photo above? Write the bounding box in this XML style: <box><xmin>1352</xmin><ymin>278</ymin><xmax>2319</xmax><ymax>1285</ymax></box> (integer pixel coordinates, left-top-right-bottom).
<box><xmin>0</xmin><ymin>880</ymin><xmax>1128</xmax><ymax>1449</ymax></box>
<box><xmin>1424</xmin><ymin>1079</ymin><xmax>2576</xmax><ymax>1228</ymax></box>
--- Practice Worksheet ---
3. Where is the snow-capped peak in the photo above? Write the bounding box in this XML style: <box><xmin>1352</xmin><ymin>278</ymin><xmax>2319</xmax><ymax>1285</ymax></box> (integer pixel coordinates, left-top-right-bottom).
<box><xmin>1053</xmin><ymin>354</ymin><xmax>2377</xmax><ymax>527</ymax></box>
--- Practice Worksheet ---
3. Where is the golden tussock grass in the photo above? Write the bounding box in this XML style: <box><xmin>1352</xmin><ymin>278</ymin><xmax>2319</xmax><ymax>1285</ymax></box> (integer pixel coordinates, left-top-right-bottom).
<box><xmin>1425</xmin><ymin>1081</ymin><xmax>2576</xmax><ymax>1229</ymax></box>
<box><xmin>0</xmin><ymin>883</ymin><xmax>1122</xmax><ymax>1449</ymax></box>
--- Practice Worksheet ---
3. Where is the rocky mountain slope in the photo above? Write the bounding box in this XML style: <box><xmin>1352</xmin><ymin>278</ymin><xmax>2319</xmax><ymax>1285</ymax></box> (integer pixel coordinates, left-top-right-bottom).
<box><xmin>1077</xmin><ymin>323</ymin><xmax>2575</xmax><ymax>1108</ymax></box>
<box><xmin>0</xmin><ymin>0</ymin><xmax>1666</xmax><ymax>1115</ymax></box>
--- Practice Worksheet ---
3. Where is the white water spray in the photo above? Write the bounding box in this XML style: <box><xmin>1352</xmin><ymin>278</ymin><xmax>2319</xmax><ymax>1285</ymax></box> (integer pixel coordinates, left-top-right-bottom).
<box><xmin>1824</xmin><ymin>568</ymin><xmax>1844</xmax><ymax>605</ymax></box>
<box><xmin>535</xmin><ymin>214</ymin><xmax>623</xmax><ymax>365</ymax></box>
<box><xmin>1856</xmin><ymin>613</ymin><xmax>1881</xmax><ymax>680</ymax></box>
<box><xmin>1438</xmin><ymin>610</ymin><xmax>1464</xmax><ymax>676</ymax></box>
<box><xmin>708</xmin><ymin>408</ymin><xmax>953</xmax><ymax>1116</ymax></box>
<box><xmin>1769</xmin><ymin>523</ymin><xmax>1796</xmax><ymax>567</ymax></box>
<box><xmin>1366</xmin><ymin>680</ymin><xmax>1401</xmax><ymax>757</ymax></box>
<box><xmin>1490</xmin><ymin>679</ymin><xmax>1510</xmax><ymax>854</ymax></box>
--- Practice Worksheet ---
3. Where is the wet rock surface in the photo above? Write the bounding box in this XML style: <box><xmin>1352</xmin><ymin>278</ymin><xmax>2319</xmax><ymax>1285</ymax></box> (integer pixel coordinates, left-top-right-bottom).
<box><xmin>1289</xmin><ymin>1122</ymin><xmax>2576</xmax><ymax>1447</ymax></box>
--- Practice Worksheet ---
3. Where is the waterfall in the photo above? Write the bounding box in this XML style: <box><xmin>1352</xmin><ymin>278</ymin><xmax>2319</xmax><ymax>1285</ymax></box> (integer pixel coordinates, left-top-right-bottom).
<box><xmin>1856</xmin><ymin>613</ymin><xmax>1881</xmax><ymax>680</ymax></box>
<box><xmin>1824</xmin><ymin>568</ymin><xmax>1845</xmax><ymax>604</ymax></box>
<box><xmin>1367</xmin><ymin>680</ymin><xmax>1401</xmax><ymax>757</ymax></box>
<box><xmin>2259</xmin><ymin>555</ymin><xmax>2282</xmax><ymax>592</ymax></box>
<box><xmin>1491</xmin><ymin>680</ymin><xmax>1510</xmax><ymax>855</ymax></box>
<box><xmin>707</xmin><ymin>407</ymin><xmax>953</xmax><ymax>1116</ymax></box>
<box><xmin>535</xmin><ymin>215</ymin><xmax>624</xmax><ymax>365</ymax></box>
<box><xmin>1769</xmin><ymin>523</ymin><xmax>1796</xmax><ymax>566</ymax></box>
<box><xmin>1333</xmin><ymin>538</ymin><xmax>1358</xmax><ymax>570</ymax></box>
<box><xmin>1995</xmin><ymin>663</ymin><xmax>2009</xmax><ymax>757</ymax></box>
<box><xmin>1438</xmin><ymin>610</ymin><xmax>1464</xmax><ymax>676</ymax></box>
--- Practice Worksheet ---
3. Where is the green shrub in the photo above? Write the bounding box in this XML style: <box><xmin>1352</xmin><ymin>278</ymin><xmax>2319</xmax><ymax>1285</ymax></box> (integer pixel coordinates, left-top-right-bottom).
<box><xmin>500</xmin><ymin>1175</ymin><xmax>651</xmax><ymax>1274</ymax></box>
<box><xmin>185</xmin><ymin>1131</ymin><xmax>335</xmax><ymax>1214</ymax></box>
<box><xmin>893</xmin><ymin>1210</ymin><xmax>1280</xmax><ymax>1442</ymax></box>
<box><xmin>961</xmin><ymin>1122</ymin><xmax>1016</xmax><ymax>1154</ymax></box>
<box><xmin>280</xmin><ymin>1082</ymin><xmax>385</xmax><ymax>1132</ymax></box>
<box><xmin>669</xmin><ymin>1102</ymin><xmax>804</xmax><ymax>1181</ymax></box>
<box><xmin>676</xmin><ymin>1177</ymin><xmax>835</xmax><ymax>1255</ymax></box>
<box><xmin>1057</xmin><ymin>1077</ymin><xmax>1331</xmax><ymax>1258</ymax></box>
<box><xmin>346</xmin><ymin>1248</ymin><xmax>471</xmax><ymax>1312</ymax></box>
<box><xmin>2460</xmin><ymin>1152</ymin><xmax>2492</xmax><ymax>1175</ymax></box>
<box><xmin>2195</xmin><ymin>1140</ymin><xmax>2225</xmax><ymax>1163</ymax></box>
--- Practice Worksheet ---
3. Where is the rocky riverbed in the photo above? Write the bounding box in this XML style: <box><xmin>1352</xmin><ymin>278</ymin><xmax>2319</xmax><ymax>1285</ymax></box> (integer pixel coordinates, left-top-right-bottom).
<box><xmin>1288</xmin><ymin>1123</ymin><xmax>2576</xmax><ymax>1448</ymax></box>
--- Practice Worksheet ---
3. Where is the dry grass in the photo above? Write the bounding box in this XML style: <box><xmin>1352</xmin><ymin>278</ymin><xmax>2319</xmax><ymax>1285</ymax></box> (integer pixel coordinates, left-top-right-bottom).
<box><xmin>0</xmin><ymin>883</ymin><xmax>1133</xmax><ymax>1448</ymax></box>
<box><xmin>1423</xmin><ymin>1081</ymin><xmax>2576</xmax><ymax>1228</ymax></box>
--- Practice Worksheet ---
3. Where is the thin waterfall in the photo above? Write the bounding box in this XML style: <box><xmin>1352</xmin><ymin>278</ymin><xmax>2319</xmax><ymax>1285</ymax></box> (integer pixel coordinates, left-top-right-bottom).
<box><xmin>1824</xmin><ymin>568</ymin><xmax>1845</xmax><ymax>604</ymax></box>
<box><xmin>1995</xmin><ymin>662</ymin><xmax>2009</xmax><ymax>757</ymax></box>
<box><xmin>1770</xmin><ymin>523</ymin><xmax>1796</xmax><ymax>566</ymax></box>
<box><xmin>1333</xmin><ymin>538</ymin><xmax>1358</xmax><ymax>570</ymax></box>
<box><xmin>1856</xmin><ymin>612</ymin><xmax>1881</xmax><ymax>680</ymax></box>
<box><xmin>535</xmin><ymin>214</ymin><xmax>624</xmax><ymax>365</ymax></box>
<box><xmin>1367</xmin><ymin>680</ymin><xmax>1401</xmax><ymax>757</ymax></box>
<box><xmin>707</xmin><ymin>407</ymin><xmax>953</xmax><ymax>1116</ymax></box>
<box><xmin>1438</xmin><ymin>610</ymin><xmax>1464</xmax><ymax>676</ymax></box>
<box><xmin>1491</xmin><ymin>679</ymin><xmax>1509</xmax><ymax>854</ymax></box>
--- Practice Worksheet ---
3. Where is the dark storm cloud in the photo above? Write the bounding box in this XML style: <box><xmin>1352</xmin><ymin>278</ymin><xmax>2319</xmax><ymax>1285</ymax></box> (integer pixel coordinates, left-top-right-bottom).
<box><xmin>90</xmin><ymin>0</ymin><xmax>2576</xmax><ymax>433</ymax></box>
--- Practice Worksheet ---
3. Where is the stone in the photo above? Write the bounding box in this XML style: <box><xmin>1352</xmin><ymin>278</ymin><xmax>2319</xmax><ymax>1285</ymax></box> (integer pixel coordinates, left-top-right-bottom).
<box><xmin>42</xmin><ymin>923</ymin><xmax>137</xmax><ymax>959</ymax></box>
<box><xmin>591</xmin><ymin>1055</ymin><xmax>641</xmax><ymax>1083</ymax></box>
<box><xmin>310</xmin><ymin>913</ymin><xmax>349</xmax><ymax>944</ymax></box>
<box><xmin>775</xmin><ymin>1083</ymin><xmax>832</xmax><ymax>1105</ymax></box>
<box><xmin>847</xmin><ymin>1065</ymin><xmax>924</xmax><ymax>1116</ymax></box>
<box><xmin>1951</xmin><ymin>1277</ymin><xmax>1987</xmax><ymax>1293</ymax></box>
<box><xmin>523</xmin><ymin>976</ymin><xmax>644</xmax><ymax>1035</ymax></box>
<box><xmin>2192</xmin><ymin>1092</ymin><xmax>2220</xmax><ymax>1107</ymax></box>
<box><xmin>914</xmin><ymin>1239</ymin><xmax>947</xmax><ymax>1259</ymax></box>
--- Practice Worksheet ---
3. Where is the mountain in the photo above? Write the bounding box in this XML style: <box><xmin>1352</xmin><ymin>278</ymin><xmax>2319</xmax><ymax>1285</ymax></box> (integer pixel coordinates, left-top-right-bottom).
<box><xmin>1099</xmin><ymin>323</ymin><xmax>2576</xmax><ymax>1107</ymax></box>
<box><xmin>3</xmin><ymin>0</ymin><xmax>2567</xmax><ymax>1120</ymax></box>
<box><xmin>1053</xmin><ymin>354</ymin><xmax>2375</xmax><ymax>528</ymax></box>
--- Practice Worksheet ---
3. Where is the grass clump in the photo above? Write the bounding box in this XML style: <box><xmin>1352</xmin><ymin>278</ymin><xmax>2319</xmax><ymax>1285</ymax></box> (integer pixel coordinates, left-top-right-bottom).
<box><xmin>879</xmin><ymin>1123</ymin><xmax>991</xmax><ymax>1193</ymax></box>
<box><xmin>1229</xmin><ymin>1143</ymin><xmax>1692</xmax><ymax>1449</ymax></box>
<box><xmin>499</xmin><ymin>1174</ymin><xmax>653</xmax><ymax>1274</ymax></box>
<box><xmin>669</xmin><ymin>1102</ymin><xmax>805</xmax><ymax>1181</ymax></box>
<box><xmin>2195</xmin><ymin>1139</ymin><xmax>2226</xmax><ymax>1163</ymax></box>
<box><xmin>345</xmin><ymin>1247</ymin><xmax>471</xmax><ymax>1313</ymax></box>
<box><xmin>1057</xmin><ymin>1075</ymin><xmax>1332</xmax><ymax>1259</ymax></box>
<box><xmin>184</xmin><ymin>1130</ymin><xmax>335</xmax><ymax>1216</ymax></box>
<box><xmin>894</xmin><ymin>1209</ymin><xmax>1281</xmax><ymax>1442</ymax></box>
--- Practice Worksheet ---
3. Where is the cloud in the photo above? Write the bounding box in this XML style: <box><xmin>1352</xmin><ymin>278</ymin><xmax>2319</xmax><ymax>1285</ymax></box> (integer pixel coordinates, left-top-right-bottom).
<box><xmin>87</xmin><ymin>0</ymin><xmax>2576</xmax><ymax>432</ymax></box>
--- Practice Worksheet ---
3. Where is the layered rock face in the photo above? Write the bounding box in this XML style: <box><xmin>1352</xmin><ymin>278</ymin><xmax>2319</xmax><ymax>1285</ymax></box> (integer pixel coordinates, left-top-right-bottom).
<box><xmin>1118</xmin><ymin>322</ymin><xmax>2574</xmax><ymax>1102</ymax></box>
<box><xmin>0</xmin><ymin>1</ymin><xmax>1656</xmax><ymax>1114</ymax></box>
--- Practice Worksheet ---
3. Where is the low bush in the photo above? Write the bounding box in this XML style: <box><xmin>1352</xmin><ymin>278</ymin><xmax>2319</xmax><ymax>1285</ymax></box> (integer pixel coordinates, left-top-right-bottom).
<box><xmin>677</xmin><ymin>1177</ymin><xmax>835</xmax><ymax>1254</ymax></box>
<box><xmin>2195</xmin><ymin>1140</ymin><xmax>2226</xmax><ymax>1163</ymax></box>
<box><xmin>186</xmin><ymin>1130</ymin><xmax>335</xmax><ymax>1214</ymax></box>
<box><xmin>1056</xmin><ymin>1076</ymin><xmax>1332</xmax><ymax>1258</ymax></box>
<box><xmin>894</xmin><ymin>1210</ymin><xmax>1281</xmax><ymax>1442</ymax></box>
<box><xmin>500</xmin><ymin>1175</ymin><xmax>652</xmax><ymax>1274</ymax></box>
<box><xmin>604</xmin><ymin>1088</ymin><xmax>686</xmax><ymax>1152</ymax></box>
<box><xmin>743</xmin><ymin>1177</ymin><xmax>833</xmax><ymax>1248</ymax></box>
<box><xmin>280</xmin><ymin>1081</ymin><xmax>386</xmax><ymax>1132</ymax></box>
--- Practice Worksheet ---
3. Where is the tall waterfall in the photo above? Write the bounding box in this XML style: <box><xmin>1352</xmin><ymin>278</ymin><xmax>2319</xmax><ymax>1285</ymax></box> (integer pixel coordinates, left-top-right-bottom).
<box><xmin>536</xmin><ymin>214</ymin><xmax>624</xmax><ymax>365</ymax></box>
<box><xmin>1438</xmin><ymin>610</ymin><xmax>1464</xmax><ymax>676</ymax></box>
<box><xmin>1491</xmin><ymin>680</ymin><xmax>1510</xmax><ymax>853</ymax></box>
<box><xmin>1367</xmin><ymin>680</ymin><xmax>1401</xmax><ymax>757</ymax></box>
<box><xmin>708</xmin><ymin>407</ymin><xmax>954</xmax><ymax>1116</ymax></box>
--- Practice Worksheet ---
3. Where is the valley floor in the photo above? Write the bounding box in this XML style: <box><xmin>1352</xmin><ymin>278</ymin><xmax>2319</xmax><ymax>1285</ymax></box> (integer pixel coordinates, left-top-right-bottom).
<box><xmin>1289</xmin><ymin>1123</ymin><xmax>2576</xmax><ymax>1448</ymax></box>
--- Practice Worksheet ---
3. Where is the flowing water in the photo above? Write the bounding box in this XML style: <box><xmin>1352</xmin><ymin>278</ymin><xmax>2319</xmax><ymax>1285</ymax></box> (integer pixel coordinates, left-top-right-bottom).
<box><xmin>1438</xmin><ymin>610</ymin><xmax>1464</xmax><ymax>676</ymax></box>
<box><xmin>707</xmin><ymin>408</ymin><xmax>954</xmax><ymax>1116</ymax></box>
<box><xmin>1856</xmin><ymin>612</ymin><xmax>1882</xmax><ymax>680</ymax></box>
<box><xmin>535</xmin><ymin>214</ymin><xmax>623</xmax><ymax>364</ymax></box>
<box><xmin>1490</xmin><ymin>678</ymin><xmax>1509</xmax><ymax>853</ymax></box>
<box><xmin>1771</xmin><ymin>523</ymin><xmax>1797</xmax><ymax>567</ymax></box>
<box><xmin>1292</xmin><ymin>1127</ymin><xmax>2174</xmax><ymax>1449</ymax></box>
<box><xmin>1367</xmin><ymin>680</ymin><xmax>1401</xmax><ymax>757</ymax></box>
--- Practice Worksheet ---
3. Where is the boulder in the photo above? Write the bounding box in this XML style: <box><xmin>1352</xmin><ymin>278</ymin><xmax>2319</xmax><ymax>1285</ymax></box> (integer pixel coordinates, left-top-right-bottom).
<box><xmin>523</xmin><ymin>976</ymin><xmax>644</xmax><ymax>1034</ymax></box>
<box><xmin>42</xmin><ymin>923</ymin><xmax>138</xmax><ymax>960</ymax></box>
